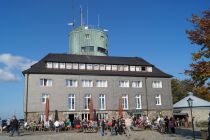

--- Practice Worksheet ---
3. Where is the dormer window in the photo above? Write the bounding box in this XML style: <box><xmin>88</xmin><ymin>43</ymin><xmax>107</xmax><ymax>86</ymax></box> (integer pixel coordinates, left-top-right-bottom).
<box><xmin>60</xmin><ymin>63</ymin><xmax>65</xmax><ymax>69</ymax></box>
<box><xmin>147</xmin><ymin>67</ymin><xmax>152</xmax><ymax>72</ymax></box>
<box><xmin>53</xmin><ymin>62</ymin><xmax>59</xmax><ymax>69</ymax></box>
<box><xmin>141</xmin><ymin>66</ymin><xmax>146</xmax><ymax>72</ymax></box>
<box><xmin>136</xmin><ymin>66</ymin><xmax>141</xmax><ymax>72</ymax></box>
<box><xmin>46</xmin><ymin>62</ymin><xmax>52</xmax><ymax>68</ymax></box>
<box><xmin>85</xmin><ymin>34</ymin><xmax>90</xmax><ymax>39</ymax></box>
<box><xmin>130</xmin><ymin>66</ymin><xmax>135</xmax><ymax>71</ymax></box>
<box><xmin>112</xmin><ymin>65</ymin><xmax>117</xmax><ymax>71</ymax></box>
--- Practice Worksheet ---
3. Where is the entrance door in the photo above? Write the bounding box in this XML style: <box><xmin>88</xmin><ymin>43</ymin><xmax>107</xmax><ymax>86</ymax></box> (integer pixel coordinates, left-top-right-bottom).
<box><xmin>69</xmin><ymin>114</ymin><xmax>75</xmax><ymax>122</ymax></box>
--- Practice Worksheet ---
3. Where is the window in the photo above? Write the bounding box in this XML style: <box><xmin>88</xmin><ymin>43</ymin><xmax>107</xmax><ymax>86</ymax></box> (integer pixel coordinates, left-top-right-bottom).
<box><xmin>112</xmin><ymin>65</ymin><xmax>117</xmax><ymax>71</ymax></box>
<box><xmin>136</xmin><ymin>66</ymin><xmax>141</xmax><ymax>72</ymax></box>
<box><xmin>141</xmin><ymin>66</ymin><xmax>146</xmax><ymax>72</ymax></box>
<box><xmin>147</xmin><ymin>67</ymin><xmax>153</xmax><ymax>72</ymax></box>
<box><xmin>84</xmin><ymin>94</ymin><xmax>91</xmax><ymax>110</ymax></box>
<box><xmin>124</xmin><ymin>65</ymin><xmax>129</xmax><ymax>71</ymax></box>
<box><xmin>122</xmin><ymin>95</ymin><xmax>129</xmax><ymax>110</ymax></box>
<box><xmin>66</xmin><ymin>63</ymin><xmax>72</xmax><ymax>69</ymax></box>
<box><xmin>72</xmin><ymin>63</ymin><xmax>78</xmax><ymax>69</ymax></box>
<box><xmin>53</xmin><ymin>62</ymin><xmax>59</xmax><ymax>69</ymax></box>
<box><xmin>119</xmin><ymin>80</ymin><xmax>129</xmax><ymax>88</ymax></box>
<box><xmin>106</xmin><ymin>65</ymin><xmax>111</xmax><ymax>71</ymax></box>
<box><xmin>130</xmin><ymin>66</ymin><xmax>135</xmax><ymax>71</ymax></box>
<box><xmin>66</xmin><ymin>80</ymin><xmax>78</xmax><ymax>87</ymax></box>
<box><xmin>99</xmin><ymin>94</ymin><xmax>106</xmax><ymax>110</ymax></box>
<box><xmin>118</xmin><ymin>65</ymin><xmax>124</xmax><ymax>71</ymax></box>
<box><xmin>68</xmin><ymin>94</ymin><xmax>75</xmax><ymax>110</ymax></box>
<box><xmin>79</xmin><ymin>64</ymin><xmax>86</xmax><ymax>70</ymax></box>
<box><xmin>97</xmin><ymin>47</ymin><xmax>107</xmax><ymax>54</ymax></box>
<box><xmin>155</xmin><ymin>94</ymin><xmax>162</xmax><ymax>105</ymax></box>
<box><xmin>82</xmin><ymin>80</ymin><xmax>93</xmax><ymax>87</ymax></box>
<box><xmin>46</xmin><ymin>62</ymin><xmax>52</xmax><ymax>68</ymax></box>
<box><xmin>93</xmin><ymin>64</ymin><xmax>99</xmax><ymax>70</ymax></box>
<box><xmin>136</xmin><ymin>95</ymin><xmax>142</xmax><ymax>109</ymax></box>
<box><xmin>60</xmin><ymin>63</ymin><xmax>65</xmax><ymax>69</ymax></box>
<box><xmin>131</xmin><ymin>81</ymin><xmax>142</xmax><ymax>88</ymax></box>
<box><xmin>96</xmin><ymin>80</ymin><xmax>108</xmax><ymax>87</ymax></box>
<box><xmin>40</xmin><ymin>79</ymin><xmax>52</xmax><ymax>87</ymax></box>
<box><xmin>86</xmin><ymin>64</ymin><xmax>93</xmax><ymax>70</ymax></box>
<box><xmin>85</xmin><ymin>34</ymin><xmax>90</xmax><ymax>39</ymax></box>
<box><xmin>81</xmin><ymin>46</ymin><xmax>94</xmax><ymax>52</ymax></box>
<box><xmin>152</xmin><ymin>81</ymin><xmax>162</xmax><ymax>88</ymax></box>
<box><xmin>99</xmin><ymin>64</ymin><xmax>105</xmax><ymax>70</ymax></box>
<box><xmin>41</xmin><ymin>93</ymin><xmax>49</xmax><ymax>103</ymax></box>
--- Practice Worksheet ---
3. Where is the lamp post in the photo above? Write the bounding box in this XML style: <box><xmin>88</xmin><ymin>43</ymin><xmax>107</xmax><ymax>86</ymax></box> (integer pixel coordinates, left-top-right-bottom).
<box><xmin>187</xmin><ymin>97</ymin><xmax>195</xmax><ymax>140</ymax></box>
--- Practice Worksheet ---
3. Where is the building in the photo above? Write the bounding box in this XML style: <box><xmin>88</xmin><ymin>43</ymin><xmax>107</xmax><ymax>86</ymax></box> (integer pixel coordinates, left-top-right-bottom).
<box><xmin>23</xmin><ymin>9</ymin><xmax>173</xmax><ymax>122</ymax></box>
<box><xmin>173</xmin><ymin>92</ymin><xmax>210</xmax><ymax>123</ymax></box>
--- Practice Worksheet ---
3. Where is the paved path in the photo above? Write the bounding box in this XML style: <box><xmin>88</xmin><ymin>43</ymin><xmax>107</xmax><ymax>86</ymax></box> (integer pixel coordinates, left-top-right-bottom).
<box><xmin>0</xmin><ymin>128</ymin><xmax>204</xmax><ymax>140</ymax></box>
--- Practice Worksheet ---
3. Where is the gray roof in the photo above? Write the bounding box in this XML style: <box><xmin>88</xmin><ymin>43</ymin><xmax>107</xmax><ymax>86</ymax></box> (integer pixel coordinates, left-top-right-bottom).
<box><xmin>23</xmin><ymin>53</ymin><xmax>172</xmax><ymax>78</ymax></box>
<box><xmin>173</xmin><ymin>92</ymin><xmax>210</xmax><ymax>108</ymax></box>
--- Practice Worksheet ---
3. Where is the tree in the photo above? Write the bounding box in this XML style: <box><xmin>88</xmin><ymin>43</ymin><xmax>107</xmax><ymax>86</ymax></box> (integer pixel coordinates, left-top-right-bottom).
<box><xmin>185</xmin><ymin>8</ymin><xmax>210</xmax><ymax>100</ymax></box>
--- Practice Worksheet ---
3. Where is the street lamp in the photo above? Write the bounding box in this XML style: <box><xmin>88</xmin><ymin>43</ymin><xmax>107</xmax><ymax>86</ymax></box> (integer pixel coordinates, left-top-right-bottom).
<box><xmin>187</xmin><ymin>97</ymin><xmax>195</xmax><ymax>140</ymax></box>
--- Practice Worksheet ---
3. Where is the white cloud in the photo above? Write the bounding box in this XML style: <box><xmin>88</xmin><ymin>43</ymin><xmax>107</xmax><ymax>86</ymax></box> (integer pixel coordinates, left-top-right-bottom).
<box><xmin>0</xmin><ymin>53</ymin><xmax>36</xmax><ymax>82</ymax></box>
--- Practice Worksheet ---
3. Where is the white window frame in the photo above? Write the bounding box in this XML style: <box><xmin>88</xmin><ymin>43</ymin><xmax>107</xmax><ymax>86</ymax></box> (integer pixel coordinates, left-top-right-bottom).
<box><xmin>141</xmin><ymin>66</ymin><xmax>146</xmax><ymax>72</ymax></box>
<box><xmin>106</xmin><ymin>65</ymin><xmax>111</xmax><ymax>71</ymax></box>
<box><xmin>136</xmin><ymin>66</ymin><xmax>141</xmax><ymax>72</ymax></box>
<box><xmin>152</xmin><ymin>81</ymin><xmax>163</xmax><ymax>88</ymax></box>
<box><xmin>155</xmin><ymin>94</ymin><xmax>162</xmax><ymax>105</ymax></box>
<box><xmin>86</xmin><ymin>64</ymin><xmax>93</xmax><ymax>70</ymax></box>
<box><xmin>53</xmin><ymin>62</ymin><xmax>59</xmax><ymax>69</ymax></box>
<box><xmin>119</xmin><ymin>80</ymin><xmax>129</xmax><ymax>88</ymax></box>
<box><xmin>122</xmin><ymin>94</ymin><xmax>129</xmax><ymax>110</ymax></box>
<box><xmin>118</xmin><ymin>65</ymin><xmax>124</xmax><ymax>71</ymax></box>
<box><xmin>66</xmin><ymin>79</ymin><xmax>78</xmax><ymax>87</ymax></box>
<box><xmin>136</xmin><ymin>94</ymin><xmax>142</xmax><ymax>109</ymax></box>
<box><xmin>40</xmin><ymin>79</ymin><xmax>53</xmax><ymax>87</ymax></box>
<box><xmin>82</xmin><ymin>80</ymin><xmax>93</xmax><ymax>87</ymax></box>
<box><xmin>93</xmin><ymin>64</ymin><xmax>99</xmax><ymax>70</ymax></box>
<box><xmin>72</xmin><ymin>63</ymin><xmax>79</xmax><ymax>69</ymax></box>
<box><xmin>99</xmin><ymin>64</ymin><xmax>106</xmax><ymax>70</ymax></box>
<box><xmin>130</xmin><ymin>66</ymin><xmax>136</xmax><ymax>71</ymax></box>
<box><xmin>46</xmin><ymin>62</ymin><xmax>52</xmax><ymax>68</ymax></box>
<box><xmin>41</xmin><ymin>93</ymin><xmax>49</xmax><ymax>104</ymax></box>
<box><xmin>68</xmin><ymin>94</ymin><xmax>75</xmax><ymax>110</ymax></box>
<box><xmin>79</xmin><ymin>63</ymin><xmax>86</xmax><ymax>70</ymax></box>
<box><xmin>111</xmin><ymin>65</ymin><xmax>117</xmax><ymax>71</ymax></box>
<box><xmin>84</xmin><ymin>94</ymin><xmax>91</xmax><ymax>110</ymax></box>
<box><xmin>131</xmin><ymin>81</ymin><xmax>142</xmax><ymax>88</ymax></box>
<box><xmin>59</xmin><ymin>63</ymin><xmax>66</xmax><ymax>69</ymax></box>
<box><xmin>96</xmin><ymin>80</ymin><xmax>108</xmax><ymax>87</ymax></box>
<box><xmin>99</xmin><ymin>94</ymin><xmax>106</xmax><ymax>110</ymax></box>
<box><xmin>66</xmin><ymin>63</ymin><xmax>72</xmax><ymax>69</ymax></box>
<box><xmin>123</xmin><ymin>65</ymin><xmax>129</xmax><ymax>71</ymax></box>
<box><xmin>147</xmin><ymin>66</ymin><xmax>153</xmax><ymax>72</ymax></box>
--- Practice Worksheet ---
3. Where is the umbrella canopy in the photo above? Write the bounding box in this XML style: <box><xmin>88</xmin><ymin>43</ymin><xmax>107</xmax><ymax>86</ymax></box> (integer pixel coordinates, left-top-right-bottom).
<box><xmin>55</xmin><ymin>110</ymin><xmax>59</xmax><ymax>121</ymax></box>
<box><xmin>89</xmin><ymin>96</ymin><xmax>94</xmax><ymax>120</ymax></box>
<box><xmin>118</xmin><ymin>97</ymin><xmax>123</xmax><ymax>118</ymax></box>
<box><xmin>45</xmin><ymin>97</ymin><xmax>49</xmax><ymax>122</ymax></box>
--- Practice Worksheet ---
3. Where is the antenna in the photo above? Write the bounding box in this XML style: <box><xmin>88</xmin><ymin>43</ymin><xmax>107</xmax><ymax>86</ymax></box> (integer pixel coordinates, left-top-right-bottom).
<box><xmin>87</xmin><ymin>6</ymin><xmax>89</xmax><ymax>26</ymax></box>
<box><xmin>97</xmin><ymin>14</ymin><xmax>100</xmax><ymax>27</ymax></box>
<box><xmin>80</xmin><ymin>5</ymin><xmax>83</xmax><ymax>26</ymax></box>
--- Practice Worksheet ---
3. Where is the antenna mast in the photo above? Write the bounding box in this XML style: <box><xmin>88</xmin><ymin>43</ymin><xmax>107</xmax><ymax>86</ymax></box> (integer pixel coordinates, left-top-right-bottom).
<box><xmin>87</xmin><ymin>6</ymin><xmax>89</xmax><ymax>26</ymax></box>
<box><xmin>97</xmin><ymin>14</ymin><xmax>100</xmax><ymax>27</ymax></box>
<box><xmin>80</xmin><ymin>5</ymin><xmax>83</xmax><ymax>26</ymax></box>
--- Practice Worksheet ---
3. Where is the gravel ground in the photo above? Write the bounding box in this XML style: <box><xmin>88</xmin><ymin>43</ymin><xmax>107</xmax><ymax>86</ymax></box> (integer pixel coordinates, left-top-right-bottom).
<box><xmin>0</xmin><ymin>128</ymin><xmax>204</xmax><ymax>140</ymax></box>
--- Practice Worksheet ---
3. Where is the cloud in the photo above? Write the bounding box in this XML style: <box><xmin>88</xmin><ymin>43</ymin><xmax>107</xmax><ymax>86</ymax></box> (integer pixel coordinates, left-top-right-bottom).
<box><xmin>0</xmin><ymin>53</ymin><xmax>36</xmax><ymax>82</ymax></box>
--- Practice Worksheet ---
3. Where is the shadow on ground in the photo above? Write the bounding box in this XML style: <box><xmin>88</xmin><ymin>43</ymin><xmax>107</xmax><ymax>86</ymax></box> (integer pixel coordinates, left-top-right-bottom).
<box><xmin>168</xmin><ymin>128</ymin><xmax>201</xmax><ymax>139</ymax></box>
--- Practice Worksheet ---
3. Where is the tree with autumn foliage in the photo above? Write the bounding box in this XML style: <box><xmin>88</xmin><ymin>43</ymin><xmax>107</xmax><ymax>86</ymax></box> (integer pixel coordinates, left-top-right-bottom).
<box><xmin>185</xmin><ymin>8</ymin><xmax>210</xmax><ymax>100</ymax></box>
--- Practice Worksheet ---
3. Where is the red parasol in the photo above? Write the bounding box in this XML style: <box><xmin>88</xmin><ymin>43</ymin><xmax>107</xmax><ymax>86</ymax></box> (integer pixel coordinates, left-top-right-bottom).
<box><xmin>45</xmin><ymin>97</ymin><xmax>49</xmax><ymax>122</ymax></box>
<box><xmin>89</xmin><ymin>96</ymin><xmax>94</xmax><ymax>120</ymax></box>
<box><xmin>118</xmin><ymin>96</ymin><xmax>123</xmax><ymax>118</ymax></box>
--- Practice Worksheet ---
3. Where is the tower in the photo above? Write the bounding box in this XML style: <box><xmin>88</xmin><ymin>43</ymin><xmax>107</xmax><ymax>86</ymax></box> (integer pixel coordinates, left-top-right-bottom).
<box><xmin>68</xmin><ymin>7</ymin><xmax>108</xmax><ymax>56</ymax></box>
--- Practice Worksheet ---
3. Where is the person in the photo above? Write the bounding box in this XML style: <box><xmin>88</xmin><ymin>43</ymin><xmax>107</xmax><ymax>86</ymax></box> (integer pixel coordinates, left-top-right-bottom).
<box><xmin>100</xmin><ymin>118</ymin><xmax>105</xmax><ymax>136</ymax></box>
<box><xmin>9</xmin><ymin>115</ymin><xmax>20</xmax><ymax>137</ymax></box>
<box><xmin>0</xmin><ymin>118</ymin><xmax>2</xmax><ymax>133</ymax></box>
<box><xmin>6</xmin><ymin>118</ymin><xmax>11</xmax><ymax>133</ymax></box>
<box><xmin>164</xmin><ymin>116</ymin><xmax>169</xmax><ymax>133</ymax></box>
<box><xmin>169</xmin><ymin>117</ymin><xmax>175</xmax><ymax>134</ymax></box>
<box><xmin>125</xmin><ymin>116</ymin><xmax>132</xmax><ymax>136</ymax></box>
<box><xmin>111</xmin><ymin>117</ymin><xmax>116</xmax><ymax>135</ymax></box>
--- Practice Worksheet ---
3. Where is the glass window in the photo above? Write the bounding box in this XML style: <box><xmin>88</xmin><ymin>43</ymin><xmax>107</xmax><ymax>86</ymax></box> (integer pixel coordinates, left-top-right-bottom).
<box><xmin>99</xmin><ymin>94</ymin><xmax>106</xmax><ymax>110</ymax></box>
<box><xmin>99</xmin><ymin>64</ymin><xmax>105</xmax><ymax>70</ymax></box>
<box><xmin>40</xmin><ymin>79</ymin><xmax>53</xmax><ymax>87</ymax></box>
<box><xmin>141</xmin><ymin>66</ymin><xmax>146</xmax><ymax>72</ymax></box>
<box><xmin>147</xmin><ymin>67</ymin><xmax>153</xmax><ymax>72</ymax></box>
<box><xmin>68</xmin><ymin>94</ymin><xmax>75</xmax><ymax>110</ymax></box>
<box><xmin>118</xmin><ymin>65</ymin><xmax>124</xmax><ymax>71</ymax></box>
<box><xmin>152</xmin><ymin>81</ymin><xmax>162</xmax><ymax>88</ymax></box>
<box><xmin>85</xmin><ymin>34</ymin><xmax>90</xmax><ymax>39</ymax></box>
<box><xmin>66</xmin><ymin>63</ymin><xmax>72</xmax><ymax>69</ymax></box>
<box><xmin>41</xmin><ymin>93</ymin><xmax>49</xmax><ymax>103</ymax></box>
<box><xmin>81</xmin><ymin>46</ymin><xmax>94</xmax><ymax>52</ymax></box>
<box><xmin>155</xmin><ymin>94</ymin><xmax>161</xmax><ymax>105</ymax></box>
<box><xmin>73</xmin><ymin>63</ymin><xmax>78</xmax><ymax>69</ymax></box>
<box><xmin>96</xmin><ymin>80</ymin><xmax>108</xmax><ymax>87</ymax></box>
<box><xmin>136</xmin><ymin>66</ymin><xmax>141</xmax><ymax>72</ymax></box>
<box><xmin>122</xmin><ymin>95</ymin><xmax>129</xmax><ymax>110</ymax></box>
<box><xmin>136</xmin><ymin>95</ymin><xmax>142</xmax><ymax>109</ymax></box>
<box><xmin>119</xmin><ymin>80</ymin><xmax>129</xmax><ymax>88</ymax></box>
<box><xmin>66</xmin><ymin>80</ymin><xmax>78</xmax><ymax>87</ymax></box>
<box><xmin>123</xmin><ymin>65</ymin><xmax>129</xmax><ymax>71</ymax></box>
<box><xmin>131</xmin><ymin>81</ymin><xmax>142</xmax><ymax>88</ymax></box>
<box><xmin>84</xmin><ymin>94</ymin><xmax>91</xmax><ymax>110</ymax></box>
<box><xmin>130</xmin><ymin>66</ymin><xmax>135</xmax><ymax>71</ymax></box>
<box><xmin>60</xmin><ymin>63</ymin><xmax>65</xmax><ymax>69</ymax></box>
<box><xmin>106</xmin><ymin>65</ymin><xmax>111</xmax><ymax>71</ymax></box>
<box><xmin>79</xmin><ymin>64</ymin><xmax>86</xmax><ymax>70</ymax></box>
<box><xmin>112</xmin><ymin>65</ymin><xmax>117</xmax><ymax>71</ymax></box>
<box><xmin>86</xmin><ymin>64</ymin><xmax>93</xmax><ymax>70</ymax></box>
<box><xmin>93</xmin><ymin>64</ymin><xmax>99</xmax><ymax>70</ymax></box>
<box><xmin>82</xmin><ymin>80</ymin><xmax>93</xmax><ymax>87</ymax></box>
<box><xmin>53</xmin><ymin>62</ymin><xmax>59</xmax><ymax>69</ymax></box>
<box><xmin>46</xmin><ymin>62</ymin><xmax>52</xmax><ymax>68</ymax></box>
<box><xmin>97</xmin><ymin>47</ymin><xmax>107</xmax><ymax>54</ymax></box>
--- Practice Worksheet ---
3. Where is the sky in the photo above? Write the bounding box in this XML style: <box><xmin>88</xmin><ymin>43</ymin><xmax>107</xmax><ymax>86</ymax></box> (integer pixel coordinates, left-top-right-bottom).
<box><xmin>0</xmin><ymin>0</ymin><xmax>209</xmax><ymax>119</ymax></box>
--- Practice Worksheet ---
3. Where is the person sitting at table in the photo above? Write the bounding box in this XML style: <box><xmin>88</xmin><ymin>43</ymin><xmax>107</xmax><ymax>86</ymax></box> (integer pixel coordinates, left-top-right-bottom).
<box><xmin>54</xmin><ymin>120</ymin><xmax>61</xmax><ymax>132</ymax></box>
<box><xmin>66</xmin><ymin>119</ymin><xmax>72</xmax><ymax>130</ymax></box>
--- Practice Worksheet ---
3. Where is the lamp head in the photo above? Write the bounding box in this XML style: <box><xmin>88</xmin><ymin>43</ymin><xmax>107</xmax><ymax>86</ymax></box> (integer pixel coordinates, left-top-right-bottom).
<box><xmin>187</xmin><ymin>97</ymin><xmax>193</xmax><ymax>107</ymax></box>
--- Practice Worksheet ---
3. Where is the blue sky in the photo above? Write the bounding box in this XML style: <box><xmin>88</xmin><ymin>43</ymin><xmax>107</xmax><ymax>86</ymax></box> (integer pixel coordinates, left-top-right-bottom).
<box><xmin>0</xmin><ymin>0</ymin><xmax>209</xmax><ymax>119</ymax></box>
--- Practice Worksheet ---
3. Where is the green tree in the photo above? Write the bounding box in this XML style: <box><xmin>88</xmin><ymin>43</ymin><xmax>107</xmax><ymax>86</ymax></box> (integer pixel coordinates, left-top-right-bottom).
<box><xmin>185</xmin><ymin>8</ymin><xmax>210</xmax><ymax>100</ymax></box>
